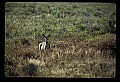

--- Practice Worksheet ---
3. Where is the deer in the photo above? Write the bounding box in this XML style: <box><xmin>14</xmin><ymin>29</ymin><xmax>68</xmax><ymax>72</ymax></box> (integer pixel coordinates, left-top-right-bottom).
<box><xmin>39</xmin><ymin>34</ymin><xmax>50</xmax><ymax>50</ymax></box>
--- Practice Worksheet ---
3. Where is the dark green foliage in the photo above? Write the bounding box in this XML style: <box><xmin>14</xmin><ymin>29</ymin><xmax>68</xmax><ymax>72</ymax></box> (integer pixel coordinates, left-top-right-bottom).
<box><xmin>5</xmin><ymin>32</ymin><xmax>12</xmax><ymax>39</ymax></box>
<box><xmin>21</xmin><ymin>38</ymin><xmax>31</xmax><ymax>46</ymax></box>
<box><xmin>22</xmin><ymin>64</ymin><xmax>38</xmax><ymax>76</ymax></box>
<box><xmin>98</xmin><ymin>40</ymin><xmax>116</xmax><ymax>58</ymax></box>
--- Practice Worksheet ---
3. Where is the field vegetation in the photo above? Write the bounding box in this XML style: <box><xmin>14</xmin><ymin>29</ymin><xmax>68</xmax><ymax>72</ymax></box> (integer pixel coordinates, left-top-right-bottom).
<box><xmin>5</xmin><ymin>2</ymin><xmax>116</xmax><ymax>78</ymax></box>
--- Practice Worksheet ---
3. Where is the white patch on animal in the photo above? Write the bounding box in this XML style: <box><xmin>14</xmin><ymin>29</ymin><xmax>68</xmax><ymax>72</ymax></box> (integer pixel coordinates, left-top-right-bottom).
<box><xmin>39</xmin><ymin>34</ymin><xmax>50</xmax><ymax>50</ymax></box>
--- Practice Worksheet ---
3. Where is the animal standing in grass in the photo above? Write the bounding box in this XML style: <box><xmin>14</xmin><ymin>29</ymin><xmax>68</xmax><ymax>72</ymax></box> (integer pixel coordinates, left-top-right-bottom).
<box><xmin>39</xmin><ymin>34</ymin><xmax>50</xmax><ymax>50</ymax></box>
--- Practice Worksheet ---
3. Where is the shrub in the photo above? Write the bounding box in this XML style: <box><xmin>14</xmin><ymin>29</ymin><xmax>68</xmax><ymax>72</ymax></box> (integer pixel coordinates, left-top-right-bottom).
<box><xmin>21</xmin><ymin>38</ymin><xmax>31</xmax><ymax>46</ymax></box>
<box><xmin>5</xmin><ymin>32</ymin><xmax>12</xmax><ymax>39</ymax></box>
<box><xmin>100</xmin><ymin>12</ymin><xmax>116</xmax><ymax>34</ymax></box>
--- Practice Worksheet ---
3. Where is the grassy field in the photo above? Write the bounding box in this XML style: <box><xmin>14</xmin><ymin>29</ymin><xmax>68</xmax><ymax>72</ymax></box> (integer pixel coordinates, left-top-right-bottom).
<box><xmin>5</xmin><ymin>2</ymin><xmax>116</xmax><ymax>78</ymax></box>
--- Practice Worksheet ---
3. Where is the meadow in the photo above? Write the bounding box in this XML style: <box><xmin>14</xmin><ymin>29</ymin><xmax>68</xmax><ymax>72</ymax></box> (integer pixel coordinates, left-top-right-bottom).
<box><xmin>5</xmin><ymin>2</ymin><xmax>116</xmax><ymax>78</ymax></box>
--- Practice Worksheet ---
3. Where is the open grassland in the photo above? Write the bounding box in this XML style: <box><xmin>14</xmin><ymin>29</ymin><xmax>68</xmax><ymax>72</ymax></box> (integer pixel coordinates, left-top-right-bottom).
<box><xmin>5</xmin><ymin>2</ymin><xmax>116</xmax><ymax>78</ymax></box>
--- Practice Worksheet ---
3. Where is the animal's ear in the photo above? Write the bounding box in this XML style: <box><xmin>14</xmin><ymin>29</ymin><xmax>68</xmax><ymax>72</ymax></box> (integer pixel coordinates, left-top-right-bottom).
<box><xmin>43</xmin><ymin>34</ymin><xmax>47</xmax><ymax>38</ymax></box>
<box><xmin>48</xmin><ymin>34</ymin><xmax>51</xmax><ymax>37</ymax></box>
<box><xmin>43</xmin><ymin>34</ymin><xmax>46</xmax><ymax>37</ymax></box>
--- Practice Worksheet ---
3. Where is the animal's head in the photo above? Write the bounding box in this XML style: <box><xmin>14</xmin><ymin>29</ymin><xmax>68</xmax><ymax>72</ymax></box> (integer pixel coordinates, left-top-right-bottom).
<box><xmin>43</xmin><ymin>34</ymin><xmax>51</xmax><ymax>41</ymax></box>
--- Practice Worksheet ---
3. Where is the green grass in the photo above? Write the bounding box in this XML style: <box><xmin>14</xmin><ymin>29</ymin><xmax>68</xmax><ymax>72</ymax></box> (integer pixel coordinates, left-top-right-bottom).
<box><xmin>5</xmin><ymin>2</ymin><xmax>116</xmax><ymax>77</ymax></box>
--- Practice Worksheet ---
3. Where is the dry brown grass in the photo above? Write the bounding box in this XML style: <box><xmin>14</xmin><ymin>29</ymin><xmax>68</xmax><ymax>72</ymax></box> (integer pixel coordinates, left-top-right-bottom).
<box><xmin>5</xmin><ymin>34</ymin><xmax>116</xmax><ymax>78</ymax></box>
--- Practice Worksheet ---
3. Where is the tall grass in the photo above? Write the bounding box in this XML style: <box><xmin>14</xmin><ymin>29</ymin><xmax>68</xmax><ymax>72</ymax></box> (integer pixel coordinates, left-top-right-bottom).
<box><xmin>5</xmin><ymin>33</ymin><xmax>116</xmax><ymax>77</ymax></box>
